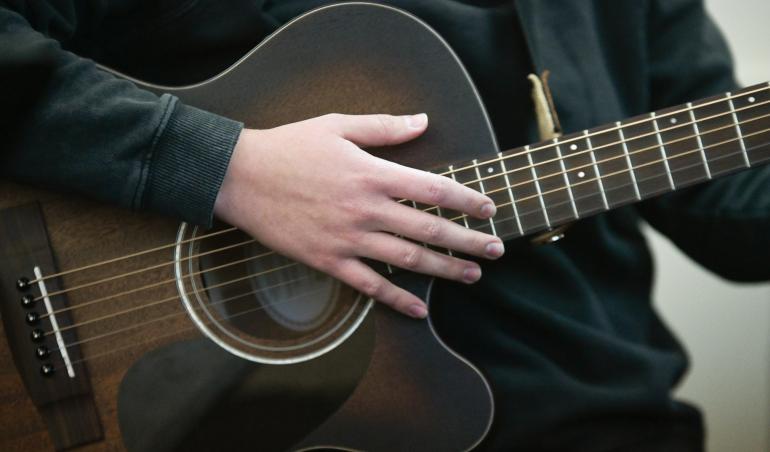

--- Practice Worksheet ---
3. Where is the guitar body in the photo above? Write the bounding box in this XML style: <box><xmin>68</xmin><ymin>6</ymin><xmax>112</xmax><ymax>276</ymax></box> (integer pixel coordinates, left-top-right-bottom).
<box><xmin>0</xmin><ymin>4</ymin><xmax>497</xmax><ymax>451</ymax></box>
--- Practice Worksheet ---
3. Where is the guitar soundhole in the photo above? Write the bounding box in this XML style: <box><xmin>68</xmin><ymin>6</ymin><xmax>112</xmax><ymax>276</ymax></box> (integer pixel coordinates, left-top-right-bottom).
<box><xmin>174</xmin><ymin>223</ymin><xmax>373</xmax><ymax>363</ymax></box>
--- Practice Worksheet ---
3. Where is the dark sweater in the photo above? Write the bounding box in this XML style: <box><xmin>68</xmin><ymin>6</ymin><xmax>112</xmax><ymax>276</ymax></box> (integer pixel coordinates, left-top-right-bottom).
<box><xmin>2</xmin><ymin>1</ymin><xmax>769</xmax><ymax>451</ymax></box>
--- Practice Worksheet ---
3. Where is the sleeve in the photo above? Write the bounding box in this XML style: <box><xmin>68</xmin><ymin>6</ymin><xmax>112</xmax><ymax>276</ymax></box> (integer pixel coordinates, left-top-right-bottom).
<box><xmin>0</xmin><ymin>4</ymin><xmax>243</xmax><ymax>227</ymax></box>
<box><xmin>637</xmin><ymin>0</ymin><xmax>770</xmax><ymax>281</ymax></box>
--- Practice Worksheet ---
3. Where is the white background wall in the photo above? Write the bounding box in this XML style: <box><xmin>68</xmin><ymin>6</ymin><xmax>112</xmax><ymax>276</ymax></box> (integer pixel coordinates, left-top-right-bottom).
<box><xmin>648</xmin><ymin>1</ymin><xmax>770</xmax><ymax>450</ymax></box>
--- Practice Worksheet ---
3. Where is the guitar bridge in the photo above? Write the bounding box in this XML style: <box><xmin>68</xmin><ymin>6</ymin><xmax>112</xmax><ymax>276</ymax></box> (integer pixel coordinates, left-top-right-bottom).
<box><xmin>33</xmin><ymin>266</ymin><xmax>76</xmax><ymax>379</ymax></box>
<box><xmin>0</xmin><ymin>202</ymin><xmax>103</xmax><ymax>450</ymax></box>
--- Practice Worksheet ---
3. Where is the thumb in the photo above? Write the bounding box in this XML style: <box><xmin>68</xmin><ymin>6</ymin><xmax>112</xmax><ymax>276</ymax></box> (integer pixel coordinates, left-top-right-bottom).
<box><xmin>331</xmin><ymin>113</ymin><xmax>428</xmax><ymax>147</ymax></box>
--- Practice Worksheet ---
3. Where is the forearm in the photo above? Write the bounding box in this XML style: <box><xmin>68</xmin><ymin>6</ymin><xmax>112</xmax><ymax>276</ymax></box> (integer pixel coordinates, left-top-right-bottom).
<box><xmin>0</xmin><ymin>6</ymin><xmax>242</xmax><ymax>226</ymax></box>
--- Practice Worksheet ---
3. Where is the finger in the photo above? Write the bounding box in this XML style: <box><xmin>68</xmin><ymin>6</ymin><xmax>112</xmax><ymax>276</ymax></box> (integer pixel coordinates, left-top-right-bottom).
<box><xmin>359</xmin><ymin>232</ymin><xmax>484</xmax><ymax>284</ymax></box>
<box><xmin>330</xmin><ymin>258</ymin><xmax>428</xmax><ymax>319</ymax></box>
<box><xmin>379</xmin><ymin>163</ymin><xmax>497</xmax><ymax>220</ymax></box>
<box><xmin>376</xmin><ymin>202</ymin><xmax>504</xmax><ymax>259</ymax></box>
<box><xmin>328</xmin><ymin>113</ymin><xmax>428</xmax><ymax>147</ymax></box>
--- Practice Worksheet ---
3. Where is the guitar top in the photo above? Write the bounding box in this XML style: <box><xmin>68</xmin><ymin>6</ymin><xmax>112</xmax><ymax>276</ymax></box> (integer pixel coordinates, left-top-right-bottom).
<box><xmin>0</xmin><ymin>4</ymin><xmax>498</xmax><ymax>451</ymax></box>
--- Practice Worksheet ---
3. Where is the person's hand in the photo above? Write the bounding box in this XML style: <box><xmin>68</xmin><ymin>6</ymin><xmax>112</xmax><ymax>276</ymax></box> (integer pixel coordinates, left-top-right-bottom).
<box><xmin>213</xmin><ymin>113</ymin><xmax>504</xmax><ymax>319</ymax></box>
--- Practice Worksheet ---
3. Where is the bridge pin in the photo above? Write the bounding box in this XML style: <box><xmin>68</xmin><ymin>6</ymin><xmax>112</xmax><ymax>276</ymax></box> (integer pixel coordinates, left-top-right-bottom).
<box><xmin>20</xmin><ymin>294</ymin><xmax>35</xmax><ymax>308</ymax></box>
<box><xmin>16</xmin><ymin>277</ymin><xmax>31</xmax><ymax>291</ymax></box>
<box><xmin>40</xmin><ymin>364</ymin><xmax>55</xmax><ymax>377</ymax></box>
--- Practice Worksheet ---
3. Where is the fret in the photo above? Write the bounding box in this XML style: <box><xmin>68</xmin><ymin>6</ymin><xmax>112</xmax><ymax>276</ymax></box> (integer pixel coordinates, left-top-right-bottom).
<box><xmin>528</xmin><ymin>140</ymin><xmax>576</xmax><ymax>226</ymax></box>
<box><xmin>558</xmin><ymin>134</ymin><xmax>605</xmax><ymax>218</ymax></box>
<box><xmin>687</xmin><ymin>102</ymin><xmax>712</xmax><ymax>180</ymax></box>
<box><xmin>559</xmin><ymin>134</ymin><xmax>604</xmax><ymax>218</ymax></box>
<box><xmin>650</xmin><ymin>112</ymin><xmax>676</xmax><ymax>190</ymax></box>
<box><xmin>475</xmin><ymin>155</ymin><xmax>520</xmax><ymax>239</ymax></box>
<box><xmin>527</xmin><ymin>146</ymin><xmax>551</xmax><ymax>229</ymax></box>
<box><xmin>433</xmin><ymin>82</ymin><xmax>770</xmax><ymax>243</ymax></box>
<box><xmin>690</xmin><ymin>93</ymin><xmax>745</xmax><ymax>177</ymax></box>
<box><xmin>727</xmin><ymin>92</ymin><xmax>750</xmax><ymax>167</ymax></box>
<box><xmin>451</xmin><ymin>161</ymin><xmax>494</xmax><ymax>235</ymax></box>
<box><xmin>448</xmin><ymin>165</ymin><xmax>471</xmax><ymax>229</ymax></box>
<box><xmin>584</xmin><ymin>131</ymin><xmax>610</xmax><ymax>211</ymax></box>
<box><xmin>473</xmin><ymin>159</ymin><xmax>497</xmax><ymax>236</ymax></box>
<box><xmin>655</xmin><ymin>104</ymin><xmax>710</xmax><ymax>188</ymax></box>
<box><xmin>554</xmin><ymin>140</ymin><xmax>579</xmax><ymax>219</ymax></box>
<box><xmin>616</xmin><ymin>122</ymin><xmax>642</xmax><ymax>201</ymax></box>
<box><xmin>729</xmin><ymin>84</ymin><xmax>770</xmax><ymax>166</ymax></box>
<box><xmin>620</xmin><ymin>115</ymin><xmax>671</xmax><ymax>198</ymax></box>
<box><xmin>503</xmin><ymin>146</ymin><xmax>549</xmax><ymax>232</ymax></box>
<box><xmin>587</xmin><ymin>123</ymin><xmax>638</xmax><ymax>207</ymax></box>
<box><xmin>499</xmin><ymin>154</ymin><xmax>524</xmax><ymax>237</ymax></box>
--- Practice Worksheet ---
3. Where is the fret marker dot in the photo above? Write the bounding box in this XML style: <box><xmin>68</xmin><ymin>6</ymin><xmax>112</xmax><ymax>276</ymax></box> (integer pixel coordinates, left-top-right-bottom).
<box><xmin>670</xmin><ymin>118</ymin><xmax>677</xmax><ymax>124</ymax></box>
<box><xmin>487</xmin><ymin>167</ymin><xmax>494</xmax><ymax>174</ymax></box>
<box><xmin>577</xmin><ymin>171</ymin><xmax>586</xmax><ymax>178</ymax></box>
<box><xmin>570</xmin><ymin>144</ymin><xmax>578</xmax><ymax>151</ymax></box>
<box><xmin>749</xmin><ymin>96</ymin><xmax>756</xmax><ymax>103</ymax></box>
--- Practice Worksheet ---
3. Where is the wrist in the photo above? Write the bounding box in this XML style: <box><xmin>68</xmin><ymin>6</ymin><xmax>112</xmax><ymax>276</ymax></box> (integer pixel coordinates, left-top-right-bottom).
<box><xmin>214</xmin><ymin>128</ymin><xmax>260</xmax><ymax>223</ymax></box>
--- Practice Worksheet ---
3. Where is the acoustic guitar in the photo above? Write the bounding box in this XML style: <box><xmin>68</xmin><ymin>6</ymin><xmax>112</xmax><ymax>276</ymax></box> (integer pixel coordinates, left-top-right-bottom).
<box><xmin>1</xmin><ymin>3</ymin><xmax>768</xmax><ymax>451</ymax></box>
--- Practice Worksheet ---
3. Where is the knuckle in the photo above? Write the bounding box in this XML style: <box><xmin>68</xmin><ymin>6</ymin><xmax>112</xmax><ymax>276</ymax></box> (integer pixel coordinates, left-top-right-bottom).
<box><xmin>345</xmin><ymin>229</ymin><xmax>367</xmax><ymax>249</ymax></box>
<box><xmin>321</xmin><ymin>112</ymin><xmax>343</xmax><ymax>123</ymax></box>
<box><xmin>427</xmin><ymin>177</ymin><xmax>448</xmax><ymax>205</ymax></box>
<box><xmin>465</xmin><ymin>191</ymin><xmax>484</xmax><ymax>213</ymax></box>
<box><xmin>375</xmin><ymin>114</ymin><xmax>396</xmax><ymax>137</ymax></box>
<box><xmin>401</xmin><ymin>246</ymin><xmax>422</xmax><ymax>269</ymax></box>
<box><xmin>314</xmin><ymin>254</ymin><xmax>338</xmax><ymax>273</ymax></box>
<box><xmin>361</xmin><ymin>278</ymin><xmax>384</xmax><ymax>298</ymax></box>
<box><xmin>356</xmin><ymin>203</ymin><xmax>378</xmax><ymax>223</ymax></box>
<box><xmin>423</xmin><ymin>220</ymin><xmax>442</xmax><ymax>241</ymax></box>
<box><xmin>356</xmin><ymin>170</ymin><xmax>383</xmax><ymax>192</ymax></box>
<box><xmin>342</xmin><ymin>199</ymin><xmax>376</xmax><ymax>222</ymax></box>
<box><xmin>452</xmin><ymin>260</ymin><xmax>470</xmax><ymax>279</ymax></box>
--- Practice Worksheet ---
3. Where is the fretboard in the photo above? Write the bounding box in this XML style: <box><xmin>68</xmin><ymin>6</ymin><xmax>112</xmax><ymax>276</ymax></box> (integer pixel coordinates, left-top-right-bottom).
<box><xmin>419</xmin><ymin>82</ymin><xmax>770</xmax><ymax>245</ymax></box>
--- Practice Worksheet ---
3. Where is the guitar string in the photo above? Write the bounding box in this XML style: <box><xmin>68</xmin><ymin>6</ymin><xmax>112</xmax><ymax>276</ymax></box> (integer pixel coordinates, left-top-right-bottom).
<box><xmin>45</xmin><ymin>258</ymin><xmax>298</xmax><ymax>333</ymax></box>
<box><xmin>30</xmin><ymin>96</ymin><xmax>770</xmax><ymax>304</ymax></box>
<box><xmin>40</xmin><ymin>131</ymin><xmax>770</xmax><ymax>339</ymax></box>
<box><xmin>408</xmin><ymin>98</ymin><xmax>770</xmax><ymax>213</ymax></box>
<box><xmin>27</xmin><ymin>85</ymin><xmax>769</xmax><ymax>286</ymax></box>
<box><xmin>33</xmin><ymin>106</ymin><xmax>770</xmax><ymax>310</ymax></box>
<box><xmin>432</xmin><ymin>85</ymin><xmax>770</xmax><ymax>176</ymax></box>
<box><xmin>49</xmin><ymin>142</ymin><xmax>767</xmax><ymax>370</ymax></box>
<box><xmin>38</xmin><ymin>247</ymin><xmax>279</xmax><ymax>319</ymax></box>
<box><xmin>28</xmin><ymin>225</ymin><xmax>239</xmax><ymax>284</ymax></box>
<box><xmin>34</xmin><ymin>115</ymin><xmax>770</xmax><ymax>325</ymax></box>
<box><xmin>453</xmin><ymin>126</ymin><xmax>770</xmax><ymax>221</ymax></box>
<box><xmin>55</xmin><ymin>285</ymin><xmax>331</xmax><ymax>371</ymax></box>
<box><xmin>36</xmin><ymin>238</ymin><xmax>255</xmax><ymax>307</ymax></box>
<box><xmin>419</xmin><ymin>110</ymin><xmax>770</xmax><ymax>215</ymax></box>
<box><xmin>438</xmin><ymin>90</ymin><xmax>770</xmax><ymax>182</ymax></box>
<box><xmin>51</xmin><ymin>276</ymin><xmax>313</xmax><ymax>348</ymax></box>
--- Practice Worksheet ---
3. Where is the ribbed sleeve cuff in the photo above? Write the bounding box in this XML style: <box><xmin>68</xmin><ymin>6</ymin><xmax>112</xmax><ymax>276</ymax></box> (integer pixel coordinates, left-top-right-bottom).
<box><xmin>142</xmin><ymin>100</ymin><xmax>243</xmax><ymax>227</ymax></box>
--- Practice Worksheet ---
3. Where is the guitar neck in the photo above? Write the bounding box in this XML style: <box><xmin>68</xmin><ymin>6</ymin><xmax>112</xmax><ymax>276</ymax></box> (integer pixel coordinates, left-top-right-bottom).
<box><xmin>431</xmin><ymin>82</ymin><xmax>770</xmax><ymax>242</ymax></box>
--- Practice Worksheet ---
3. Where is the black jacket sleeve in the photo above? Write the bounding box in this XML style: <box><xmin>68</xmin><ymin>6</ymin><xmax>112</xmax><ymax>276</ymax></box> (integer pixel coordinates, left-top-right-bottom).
<box><xmin>0</xmin><ymin>2</ymin><xmax>243</xmax><ymax>226</ymax></box>
<box><xmin>639</xmin><ymin>0</ymin><xmax>770</xmax><ymax>281</ymax></box>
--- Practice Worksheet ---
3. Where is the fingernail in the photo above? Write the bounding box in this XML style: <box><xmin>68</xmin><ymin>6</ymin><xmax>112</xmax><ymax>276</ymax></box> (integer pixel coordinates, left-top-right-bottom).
<box><xmin>485</xmin><ymin>242</ymin><xmax>505</xmax><ymax>258</ymax></box>
<box><xmin>463</xmin><ymin>266</ymin><xmax>482</xmax><ymax>283</ymax></box>
<box><xmin>407</xmin><ymin>113</ymin><xmax>428</xmax><ymax>129</ymax></box>
<box><xmin>480</xmin><ymin>203</ymin><xmax>496</xmax><ymax>218</ymax></box>
<box><xmin>408</xmin><ymin>304</ymin><xmax>428</xmax><ymax>319</ymax></box>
